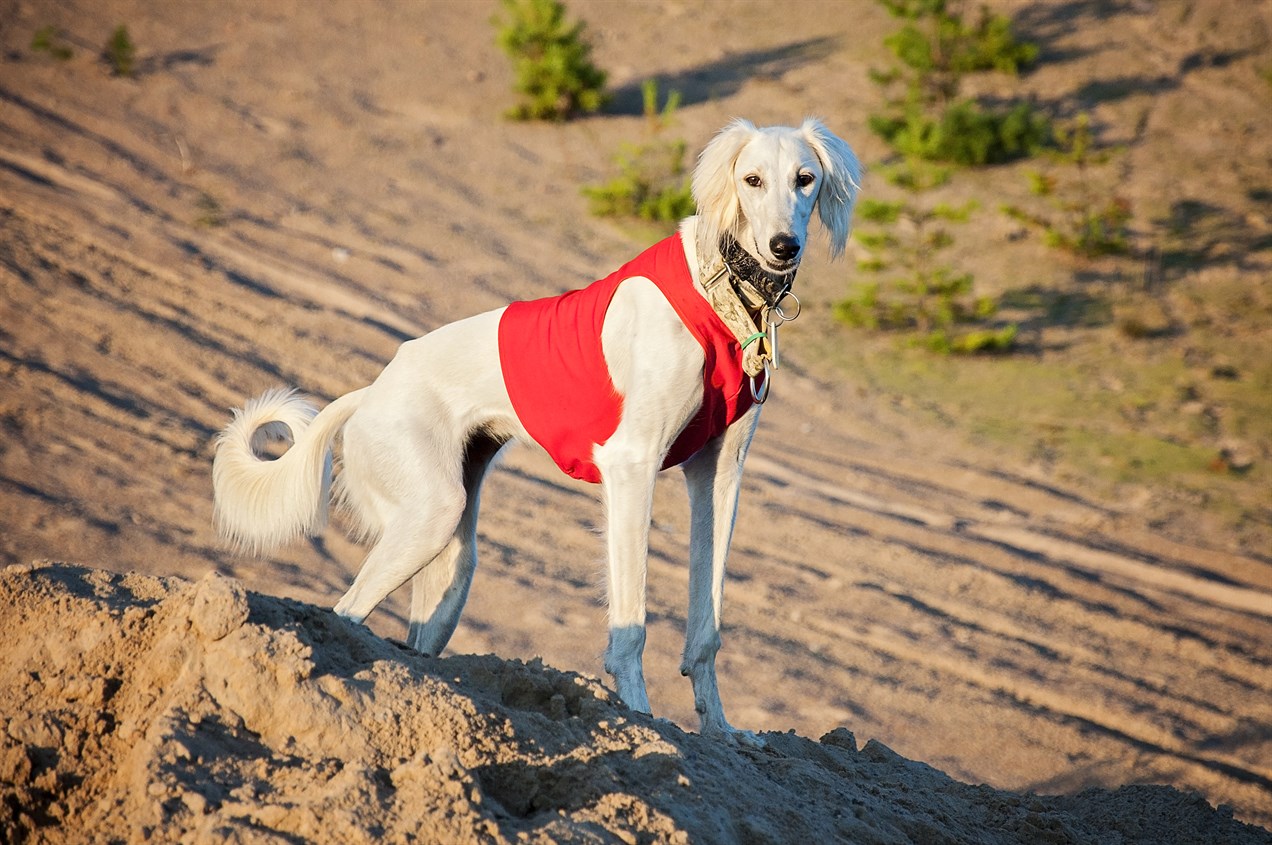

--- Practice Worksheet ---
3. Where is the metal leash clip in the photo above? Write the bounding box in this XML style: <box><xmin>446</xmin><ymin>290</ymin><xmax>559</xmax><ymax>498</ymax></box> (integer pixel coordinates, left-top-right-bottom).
<box><xmin>767</xmin><ymin>316</ymin><xmax>781</xmax><ymax>370</ymax></box>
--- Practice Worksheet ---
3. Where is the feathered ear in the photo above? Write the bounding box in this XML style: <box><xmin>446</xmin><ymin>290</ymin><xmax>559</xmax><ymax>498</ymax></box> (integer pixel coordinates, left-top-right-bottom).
<box><xmin>692</xmin><ymin>118</ymin><xmax>759</xmax><ymax>262</ymax></box>
<box><xmin>801</xmin><ymin>117</ymin><xmax>862</xmax><ymax>260</ymax></box>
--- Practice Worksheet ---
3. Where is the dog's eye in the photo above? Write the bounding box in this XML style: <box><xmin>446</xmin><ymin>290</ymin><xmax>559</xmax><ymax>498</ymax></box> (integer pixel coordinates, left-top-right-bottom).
<box><xmin>744</xmin><ymin>174</ymin><xmax>762</xmax><ymax>188</ymax></box>
<box><xmin>796</xmin><ymin>172</ymin><xmax>816</xmax><ymax>188</ymax></box>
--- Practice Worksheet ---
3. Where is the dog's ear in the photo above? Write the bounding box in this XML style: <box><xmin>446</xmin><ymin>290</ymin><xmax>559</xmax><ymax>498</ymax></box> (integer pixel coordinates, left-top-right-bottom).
<box><xmin>692</xmin><ymin>118</ymin><xmax>759</xmax><ymax>261</ymax></box>
<box><xmin>801</xmin><ymin>117</ymin><xmax>861</xmax><ymax>260</ymax></box>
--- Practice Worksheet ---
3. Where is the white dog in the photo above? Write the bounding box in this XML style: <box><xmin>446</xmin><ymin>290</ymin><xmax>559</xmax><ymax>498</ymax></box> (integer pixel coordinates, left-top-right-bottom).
<box><xmin>213</xmin><ymin>118</ymin><xmax>860</xmax><ymax>740</ymax></box>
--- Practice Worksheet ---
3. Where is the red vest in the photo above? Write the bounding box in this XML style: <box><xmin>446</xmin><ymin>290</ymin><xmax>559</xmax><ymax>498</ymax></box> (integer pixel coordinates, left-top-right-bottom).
<box><xmin>498</xmin><ymin>233</ymin><xmax>757</xmax><ymax>483</ymax></box>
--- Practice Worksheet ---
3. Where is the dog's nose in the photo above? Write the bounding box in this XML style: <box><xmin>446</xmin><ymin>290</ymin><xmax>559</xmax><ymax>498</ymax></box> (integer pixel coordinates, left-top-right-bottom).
<box><xmin>769</xmin><ymin>234</ymin><xmax>801</xmax><ymax>262</ymax></box>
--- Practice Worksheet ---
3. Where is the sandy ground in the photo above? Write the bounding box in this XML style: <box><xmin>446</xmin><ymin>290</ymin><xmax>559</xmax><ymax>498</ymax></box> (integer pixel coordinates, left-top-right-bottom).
<box><xmin>4</xmin><ymin>562</ymin><xmax>1270</xmax><ymax>844</ymax></box>
<box><xmin>2</xmin><ymin>0</ymin><xmax>1271</xmax><ymax>840</ymax></box>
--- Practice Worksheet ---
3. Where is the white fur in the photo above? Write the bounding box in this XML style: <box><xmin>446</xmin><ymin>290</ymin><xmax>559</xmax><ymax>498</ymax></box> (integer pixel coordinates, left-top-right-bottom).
<box><xmin>212</xmin><ymin>120</ymin><xmax>860</xmax><ymax>742</ymax></box>
<box><xmin>213</xmin><ymin>387</ymin><xmax>366</xmax><ymax>554</ymax></box>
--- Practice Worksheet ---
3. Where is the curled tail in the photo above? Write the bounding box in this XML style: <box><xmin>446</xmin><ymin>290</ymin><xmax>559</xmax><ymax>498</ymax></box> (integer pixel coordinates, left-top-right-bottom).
<box><xmin>212</xmin><ymin>386</ymin><xmax>367</xmax><ymax>554</ymax></box>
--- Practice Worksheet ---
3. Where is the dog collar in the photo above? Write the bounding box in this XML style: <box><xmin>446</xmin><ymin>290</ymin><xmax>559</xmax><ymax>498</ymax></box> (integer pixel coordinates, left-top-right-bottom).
<box><xmin>699</xmin><ymin>236</ymin><xmax>802</xmax><ymax>403</ymax></box>
<box><xmin>718</xmin><ymin>234</ymin><xmax>797</xmax><ymax>310</ymax></box>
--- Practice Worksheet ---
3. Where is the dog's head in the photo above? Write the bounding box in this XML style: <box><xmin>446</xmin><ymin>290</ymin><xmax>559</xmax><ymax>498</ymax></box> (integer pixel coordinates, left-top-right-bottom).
<box><xmin>692</xmin><ymin>118</ymin><xmax>861</xmax><ymax>280</ymax></box>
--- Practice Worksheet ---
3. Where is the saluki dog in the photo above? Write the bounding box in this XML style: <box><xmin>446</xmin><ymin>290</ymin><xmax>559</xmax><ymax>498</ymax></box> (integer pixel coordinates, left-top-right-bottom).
<box><xmin>213</xmin><ymin>118</ymin><xmax>860</xmax><ymax>741</ymax></box>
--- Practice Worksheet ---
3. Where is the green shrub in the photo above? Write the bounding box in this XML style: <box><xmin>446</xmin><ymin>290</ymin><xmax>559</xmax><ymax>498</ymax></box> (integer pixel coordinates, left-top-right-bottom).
<box><xmin>104</xmin><ymin>24</ymin><xmax>135</xmax><ymax>77</ymax></box>
<box><xmin>582</xmin><ymin>80</ymin><xmax>694</xmax><ymax>223</ymax></box>
<box><xmin>871</xmin><ymin>99</ymin><xmax>1051</xmax><ymax>166</ymax></box>
<box><xmin>494</xmin><ymin>0</ymin><xmax>607</xmax><ymax>121</ymax></box>
<box><xmin>879</xmin><ymin>0</ymin><xmax>1038</xmax><ymax>83</ymax></box>
<box><xmin>194</xmin><ymin>192</ymin><xmax>226</xmax><ymax>228</ymax></box>
<box><xmin>930</xmin><ymin>324</ymin><xmax>1019</xmax><ymax>354</ymax></box>
<box><xmin>955</xmin><ymin>7</ymin><xmax>1039</xmax><ymax>74</ymax></box>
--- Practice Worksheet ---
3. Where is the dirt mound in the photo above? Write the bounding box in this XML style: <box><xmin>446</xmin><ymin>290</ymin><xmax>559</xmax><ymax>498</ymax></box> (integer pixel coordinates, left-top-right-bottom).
<box><xmin>2</xmin><ymin>562</ymin><xmax>1266</xmax><ymax>845</ymax></box>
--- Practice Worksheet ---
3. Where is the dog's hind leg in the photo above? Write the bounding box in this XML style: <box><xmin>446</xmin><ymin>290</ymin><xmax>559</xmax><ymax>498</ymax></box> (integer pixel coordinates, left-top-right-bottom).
<box><xmin>405</xmin><ymin>433</ymin><xmax>503</xmax><ymax>655</ymax></box>
<box><xmin>681</xmin><ymin>406</ymin><xmax>762</xmax><ymax>744</ymax></box>
<box><xmin>405</xmin><ymin>534</ymin><xmax>470</xmax><ymax>655</ymax></box>
<box><xmin>333</xmin><ymin>489</ymin><xmax>465</xmax><ymax>623</ymax></box>
<box><xmin>332</xmin><ymin>418</ymin><xmax>468</xmax><ymax>624</ymax></box>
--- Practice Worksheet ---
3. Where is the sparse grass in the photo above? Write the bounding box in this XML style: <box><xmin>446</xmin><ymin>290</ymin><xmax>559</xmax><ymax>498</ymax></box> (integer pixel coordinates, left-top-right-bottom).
<box><xmin>582</xmin><ymin>79</ymin><xmax>694</xmax><ymax>224</ymax></box>
<box><xmin>858</xmin><ymin>337</ymin><xmax>1259</xmax><ymax>483</ymax></box>
<box><xmin>1002</xmin><ymin>114</ymin><xmax>1133</xmax><ymax>258</ymax></box>
<box><xmin>31</xmin><ymin>26</ymin><xmax>73</xmax><ymax>60</ymax></box>
<box><xmin>194</xmin><ymin>191</ymin><xmax>225</xmax><ymax>228</ymax></box>
<box><xmin>104</xmin><ymin>24</ymin><xmax>135</xmax><ymax>77</ymax></box>
<box><xmin>815</xmin><ymin>269</ymin><xmax>1272</xmax><ymax>547</ymax></box>
<box><xmin>1113</xmin><ymin>298</ymin><xmax>1175</xmax><ymax>340</ymax></box>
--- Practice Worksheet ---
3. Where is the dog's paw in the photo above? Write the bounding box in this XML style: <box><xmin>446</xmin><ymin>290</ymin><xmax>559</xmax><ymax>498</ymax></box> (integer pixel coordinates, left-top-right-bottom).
<box><xmin>727</xmin><ymin>728</ymin><xmax>767</xmax><ymax>750</ymax></box>
<box><xmin>701</xmin><ymin>723</ymin><xmax>767</xmax><ymax>750</ymax></box>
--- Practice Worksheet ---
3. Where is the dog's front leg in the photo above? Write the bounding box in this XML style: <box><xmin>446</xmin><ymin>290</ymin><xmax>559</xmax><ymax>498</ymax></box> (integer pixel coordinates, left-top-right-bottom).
<box><xmin>593</xmin><ymin>277</ymin><xmax>705</xmax><ymax>715</ymax></box>
<box><xmin>681</xmin><ymin>406</ymin><xmax>761</xmax><ymax>743</ymax></box>
<box><xmin>594</xmin><ymin>446</ymin><xmax>660</xmax><ymax>714</ymax></box>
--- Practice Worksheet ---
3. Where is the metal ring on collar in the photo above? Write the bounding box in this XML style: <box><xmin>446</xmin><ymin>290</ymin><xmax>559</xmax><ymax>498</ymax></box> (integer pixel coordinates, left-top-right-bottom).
<box><xmin>774</xmin><ymin>291</ymin><xmax>801</xmax><ymax>322</ymax></box>
<box><xmin>749</xmin><ymin>358</ymin><xmax>772</xmax><ymax>405</ymax></box>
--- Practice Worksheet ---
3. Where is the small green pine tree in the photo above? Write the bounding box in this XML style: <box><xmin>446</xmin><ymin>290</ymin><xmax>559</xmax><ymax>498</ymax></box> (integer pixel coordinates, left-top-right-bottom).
<box><xmin>494</xmin><ymin>0</ymin><xmax>608</xmax><ymax>121</ymax></box>
<box><xmin>870</xmin><ymin>1</ymin><xmax>1049</xmax><ymax>166</ymax></box>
